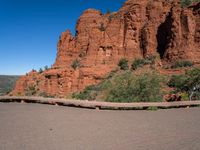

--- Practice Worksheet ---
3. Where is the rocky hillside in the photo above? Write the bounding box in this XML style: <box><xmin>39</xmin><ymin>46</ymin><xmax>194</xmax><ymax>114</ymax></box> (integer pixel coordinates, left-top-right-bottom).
<box><xmin>0</xmin><ymin>75</ymin><xmax>19</xmax><ymax>96</ymax></box>
<box><xmin>12</xmin><ymin>0</ymin><xmax>200</xmax><ymax>98</ymax></box>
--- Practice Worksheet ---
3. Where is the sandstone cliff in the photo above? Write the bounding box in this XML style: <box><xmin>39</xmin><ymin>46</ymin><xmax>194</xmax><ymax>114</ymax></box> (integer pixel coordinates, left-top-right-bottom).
<box><xmin>12</xmin><ymin>0</ymin><xmax>200</xmax><ymax>97</ymax></box>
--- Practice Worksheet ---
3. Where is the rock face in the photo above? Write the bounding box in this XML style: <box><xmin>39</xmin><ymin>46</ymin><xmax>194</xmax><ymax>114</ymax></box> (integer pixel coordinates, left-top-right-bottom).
<box><xmin>12</xmin><ymin>0</ymin><xmax>200</xmax><ymax>97</ymax></box>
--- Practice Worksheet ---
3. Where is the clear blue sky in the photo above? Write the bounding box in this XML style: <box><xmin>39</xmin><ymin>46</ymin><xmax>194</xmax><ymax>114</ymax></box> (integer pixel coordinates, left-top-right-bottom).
<box><xmin>0</xmin><ymin>0</ymin><xmax>125</xmax><ymax>75</ymax></box>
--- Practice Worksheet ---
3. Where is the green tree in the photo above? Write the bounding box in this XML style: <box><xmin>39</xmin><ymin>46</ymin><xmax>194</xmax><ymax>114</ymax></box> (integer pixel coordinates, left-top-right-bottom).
<box><xmin>44</xmin><ymin>65</ymin><xmax>49</xmax><ymax>70</ymax></box>
<box><xmin>39</xmin><ymin>68</ymin><xmax>43</xmax><ymax>73</ymax></box>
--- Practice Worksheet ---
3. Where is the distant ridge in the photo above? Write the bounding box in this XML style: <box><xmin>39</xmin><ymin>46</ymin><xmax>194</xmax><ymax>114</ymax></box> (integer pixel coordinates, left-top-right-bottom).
<box><xmin>0</xmin><ymin>75</ymin><xmax>20</xmax><ymax>96</ymax></box>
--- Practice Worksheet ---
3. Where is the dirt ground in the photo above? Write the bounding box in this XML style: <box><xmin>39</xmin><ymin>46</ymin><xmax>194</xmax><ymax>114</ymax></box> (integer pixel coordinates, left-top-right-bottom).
<box><xmin>0</xmin><ymin>103</ymin><xmax>200</xmax><ymax>150</ymax></box>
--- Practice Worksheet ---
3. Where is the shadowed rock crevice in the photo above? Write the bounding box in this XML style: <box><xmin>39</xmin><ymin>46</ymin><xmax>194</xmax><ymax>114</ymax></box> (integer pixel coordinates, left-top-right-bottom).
<box><xmin>156</xmin><ymin>12</ymin><xmax>173</xmax><ymax>59</ymax></box>
<box><xmin>140</xmin><ymin>23</ymin><xmax>148</xmax><ymax>57</ymax></box>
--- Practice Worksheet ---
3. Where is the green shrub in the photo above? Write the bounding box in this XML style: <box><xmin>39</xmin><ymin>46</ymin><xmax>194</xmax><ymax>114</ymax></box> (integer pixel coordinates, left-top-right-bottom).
<box><xmin>105</xmin><ymin>71</ymin><xmax>163</xmax><ymax>103</ymax></box>
<box><xmin>72</xmin><ymin>70</ymin><xmax>164</xmax><ymax>102</ymax></box>
<box><xmin>191</xmin><ymin>92</ymin><xmax>200</xmax><ymax>100</ymax></box>
<box><xmin>180</xmin><ymin>0</ymin><xmax>199</xmax><ymax>7</ymax></box>
<box><xmin>168</xmin><ymin>68</ymin><xmax>200</xmax><ymax>100</ymax></box>
<box><xmin>25</xmin><ymin>85</ymin><xmax>37</xmax><ymax>96</ymax></box>
<box><xmin>131</xmin><ymin>55</ymin><xmax>156</xmax><ymax>70</ymax></box>
<box><xmin>72</xmin><ymin>85</ymin><xmax>97</xmax><ymax>100</ymax></box>
<box><xmin>181</xmin><ymin>0</ymin><xmax>192</xmax><ymax>7</ymax></box>
<box><xmin>118</xmin><ymin>58</ymin><xmax>129</xmax><ymax>70</ymax></box>
<box><xmin>71</xmin><ymin>59</ymin><xmax>80</xmax><ymax>70</ymax></box>
<box><xmin>147</xmin><ymin>106</ymin><xmax>158</xmax><ymax>111</ymax></box>
<box><xmin>145</xmin><ymin>55</ymin><xmax>156</xmax><ymax>64</ymax></box>
<box><xmin>39</xmin><ymin>92</ymin><xmax>55</xmax><ymax>98</ymax></box>
<box><xmin>131</xmin><ymin>59</ymin><xmax>146</xmax><ymax>70</ymax></box>
<box><xmin>106</xmin><ymin>70</ymin><xmax>118</xmax><ymax>79</ymax></box>
<box><xmin>167</xmin><ymin>75</ymin><xmax>188</xmax><ymax>91</ymax></box>
<box><xmin>72</xmin><ymin>76</ymin><xmax>113</xmax><ymax>101</ymax></box>
<box><xmin>72</xmin><ymin>77</ymin><xmax>113</xmax><ymax>100</ymax></box>
<box><xmin>39</xmin><ymin>92</ymin><xmax>47</xmax><ymax>97</ymax></box>
<box><xmin>180</xmin><ymin>92</ymin><xmax>189</xmax><ymax>101</ymax></box>
<box><xmin>171</xmin><ymin>60</ymin><xmax>193</xmax><ymax>69</ymax></box>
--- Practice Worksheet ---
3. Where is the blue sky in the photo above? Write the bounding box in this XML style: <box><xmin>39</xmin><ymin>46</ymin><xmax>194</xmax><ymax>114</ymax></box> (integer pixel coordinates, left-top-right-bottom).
<box><xmin>0</xmin><ymin>0</ymin><xmax>125</xmax><ymax>75</ymax></box>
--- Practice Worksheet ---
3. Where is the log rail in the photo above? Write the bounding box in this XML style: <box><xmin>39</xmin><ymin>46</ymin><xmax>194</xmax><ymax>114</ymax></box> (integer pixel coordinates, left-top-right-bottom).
<box><xmin>0</xmin><ymin>96</ymin><xmax>200</xmax><ymax>110</ymax></box>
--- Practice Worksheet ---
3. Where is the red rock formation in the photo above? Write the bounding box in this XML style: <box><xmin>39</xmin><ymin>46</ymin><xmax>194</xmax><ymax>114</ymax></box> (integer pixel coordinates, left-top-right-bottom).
<box><xmin>12</xmin><ymin>0</ymin><xmax>200</xmax><ymax>97</ymax></box>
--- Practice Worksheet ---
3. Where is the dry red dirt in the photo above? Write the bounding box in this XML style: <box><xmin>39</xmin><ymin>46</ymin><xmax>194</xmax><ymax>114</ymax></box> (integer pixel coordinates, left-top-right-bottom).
<box><xmin>12</xmin><ymin>0</ymin><xmax>200</xmax><ymax>97</ymax></box>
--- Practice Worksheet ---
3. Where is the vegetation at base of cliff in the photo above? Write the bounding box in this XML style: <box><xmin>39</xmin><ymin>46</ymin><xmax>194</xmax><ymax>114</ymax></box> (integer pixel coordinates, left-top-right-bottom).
<box><xmin>25</xmin><ymin>85</ymin><xmax>37</xmax><ymax>96</ymax></box>
<box><xmin>168</xmin><ymin>68</ymin><xmax>200</xmax><ymax>100</ymax></box>
<box><xmin>24</xmin><ymin>86</ymin><xmax>56</xmax><ymax>98</ymax></box>
<box><xmin>131</xmin><ymin>55</ymin><xmax>156</xmax><ymax>70</ymax></box>
<box><xmin>72</xmin><ymin>70</ymin><xmax>115</xmax><ymax>100</ymax></box>
<box><xmin>105</xmin><ymin>71</ymin><xmax>163</xmax><ymax>103</ymax></box>
<box><xmin>72</xmin><ymin>70</ymin><xmax>164</xmax><ymax>103</ymax></box>
<box><xmin>147</xmin><ymin>106</ymin><xmax>158</xmax><ymax>111</ymax></box>
<box><xmin>72</xmin><ymin>55</ymin><xmax>164</xmax><ymax>102</ymax></box>
<box><xmin>0</xmin><ymin>75</ymin><xmax>20</xmax><ymax>96</ymax></box>
<box><xmin>117</xmin><ymin>55</ymin><xmax>157</xmax><ymax>71</ymax></box>
<box><xmin>72</xmin><ymin>85</ymin><xmax>98</xmax><ymax>100</ymax></box>
<box><xmin>171</xmin><ymin>60</ymin><xmax>193</xmax><ymax>69</ymax></box>
<box><xmin>118</xmin><ymin>58</ymin><xmax>129</xmax><ymax>70</ymax></box>
<box><xmin>72</xmin><ymin>56</ymin><xmax>200</xmax><ymax>102</ymax></box>
<box><xmin>181</xmin><ymin>0</ymin><xmax>200</xmax><ymax>7</ymax></box>
<box><xmin>39</xmin><ymin>92</ymin><xmax>55</xmax><ymax>98</ymax></box>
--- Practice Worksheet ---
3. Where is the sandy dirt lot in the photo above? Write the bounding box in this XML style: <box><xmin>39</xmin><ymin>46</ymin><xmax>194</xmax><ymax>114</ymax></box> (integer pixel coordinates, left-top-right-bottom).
<box><xmin>0</xmin><ymin>103</ymin><xmax>200</xmax><ymax>150</ymax></box>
